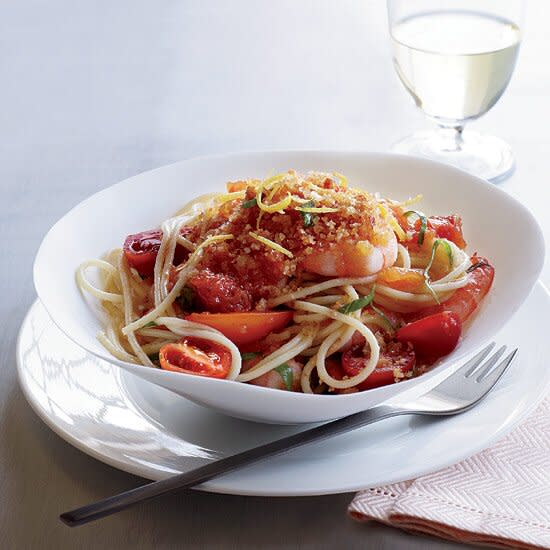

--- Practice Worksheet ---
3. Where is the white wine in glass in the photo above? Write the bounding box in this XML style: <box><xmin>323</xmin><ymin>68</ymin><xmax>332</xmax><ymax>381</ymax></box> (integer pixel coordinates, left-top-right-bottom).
<box><xmin>387</xmin><ymin>1</ymin><xmax>524</xmax><ymax>182</ymax></box>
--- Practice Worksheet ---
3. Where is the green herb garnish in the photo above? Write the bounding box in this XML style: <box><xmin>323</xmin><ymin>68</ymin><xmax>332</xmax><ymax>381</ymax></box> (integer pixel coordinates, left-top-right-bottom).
<box><xmin>241</xmin><ymin>352</ymin><xmax>260</xmax><ymax>362</ymax></box>
<box><xmin>404</xmin><ymin>210</ymin><xmax>428</xmax><ymax>245</ymax></box>
<box><xmin>177</xmin><ymin>286</ymin><xmax>195</xmax><ymax>311</ymax></box>
<box><xmin>242</xmin><ymin>197</ymin><xmax>258</xmax><ymax>209</ymax></box>
<box><xmin>423</xmin><ymin>240</ymin><xmax>441</xmax><ymax>305</ymax></box>
<box><xmin>371</xmin><ymin>304</ymin><xmax>396</xmax><ymax>332</ymax></box>
<box><xmin>147</xmin><ymin>352</ymin><xmax>159</xmax><ymax>363</ymax></box>
<box><xmin>439</xmin><ymin>239</ymin><xmax>453</xmax><ymax>266</ymax></box>
<box><xmin>339</xmin><ymin>285</ymin><xmax>376</xmax><ymax>314</ymax></box>
<box><xmin>274</xmin><ymin>363</ymin><xmax>294</xmax><ymax>391</ymax></box>
<box><xmin>300</xmin><ymin>200</ymin><xmax>316</xmax><ymax>228</ymax></box>
<box><xmin>143</xmin><ymin>321</ymin><xmax>157</xmax><ymax>328</ymax></box>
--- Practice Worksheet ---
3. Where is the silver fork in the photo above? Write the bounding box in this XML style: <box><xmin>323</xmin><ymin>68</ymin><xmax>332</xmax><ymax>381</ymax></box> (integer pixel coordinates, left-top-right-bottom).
<box><xmin>60</xmin><ymin>342</ymin><xmax>517</xmax><ymax>527</ymax></box>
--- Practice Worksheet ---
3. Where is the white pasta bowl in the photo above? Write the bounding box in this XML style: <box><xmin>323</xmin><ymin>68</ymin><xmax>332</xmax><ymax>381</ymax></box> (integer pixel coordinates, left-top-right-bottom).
<box><xmin>33</xmin><ymin>151</ymin><xmax>544</xmax><ymax>424</ymax></box>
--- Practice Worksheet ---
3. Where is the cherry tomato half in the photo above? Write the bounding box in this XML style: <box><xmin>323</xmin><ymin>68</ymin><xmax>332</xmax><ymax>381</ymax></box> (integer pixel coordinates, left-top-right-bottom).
<box><xmin>341</xmin><ymin>341</ymin><xmax>416</xmax><ymax>390</ymax></box>
<box><xmin>397</xmin><ymin>311</ymin><xmax>461</xmax><ymax>362</ymax></box>
<box><xmin>325</xmin><ymin>358</ymin><xmax>345</xmax><ymax>381</ymax></box>
<box><xmin>123</xmin><ymin>228</ymin><xmax>189</xmax><ymax>277</ymax></box>
<box><xmin>123</xmin><ymin>229</ymin><xmax>162</xmax><ymax>277</ymax></box>
<box><xmin>159</xmin><ymin>337</ymin><xmax>231</xmax><ymax>378</ymax></box>
<box><xmin>186</xmin><ymin>311</ymin><xmax>293</xmax><ymax>346</ymax></box>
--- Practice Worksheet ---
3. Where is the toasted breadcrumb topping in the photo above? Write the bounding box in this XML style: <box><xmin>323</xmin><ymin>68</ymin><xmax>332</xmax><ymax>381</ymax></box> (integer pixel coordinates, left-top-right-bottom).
<box><xmin>184</xmin><ymin>171</ymin><xmax>392</xmax><ymax>305</ymax></box>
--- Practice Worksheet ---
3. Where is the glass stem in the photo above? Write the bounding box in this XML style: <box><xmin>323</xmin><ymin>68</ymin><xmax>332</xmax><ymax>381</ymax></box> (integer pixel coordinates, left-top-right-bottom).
<box><xmin>437</xmin><ymin>124</ymin><xmax>464</xmax><ymax>152</ymax></box>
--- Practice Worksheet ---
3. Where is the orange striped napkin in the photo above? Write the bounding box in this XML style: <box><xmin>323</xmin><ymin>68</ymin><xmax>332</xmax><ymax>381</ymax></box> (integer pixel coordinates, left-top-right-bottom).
<box><xmin>349</xmin><ymin>398</ymin><xmax>550</xmax><ymax>549</ymax></box>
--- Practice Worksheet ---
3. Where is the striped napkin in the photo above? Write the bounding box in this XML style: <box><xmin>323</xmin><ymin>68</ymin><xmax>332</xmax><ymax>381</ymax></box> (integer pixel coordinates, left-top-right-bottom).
<box><xmin>349</xmin><ymin>398</ymin><xmax>550</xmax><ymax>549</ymax></box>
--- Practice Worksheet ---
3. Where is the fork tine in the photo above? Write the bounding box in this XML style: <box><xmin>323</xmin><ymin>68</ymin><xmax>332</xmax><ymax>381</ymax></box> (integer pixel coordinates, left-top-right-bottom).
<box><xmin>426</xmin><ymin>345</ymin><xmax>518</xmax><ymax>412</ymax></box>
<box><xmin>476</xmin><ymin>348</ymin><xmax>518</xmax><ymax>385</ymax></box>
<box><xmin>454</xmin><ymin>342</ymin><xmax>496</xmax><ymax>378</ymax></box>
<box><xmin>473</xmin><ymin>345</ymin><xmax>507</xmax><ymax>381</ymax></box>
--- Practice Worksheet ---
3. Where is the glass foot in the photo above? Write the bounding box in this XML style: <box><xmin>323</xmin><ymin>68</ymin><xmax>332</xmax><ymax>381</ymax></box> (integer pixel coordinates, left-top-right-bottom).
<box><xmin>391</xmin><ymin>130</ymin><xmax>515</xmax><ymax>183</ymax></box>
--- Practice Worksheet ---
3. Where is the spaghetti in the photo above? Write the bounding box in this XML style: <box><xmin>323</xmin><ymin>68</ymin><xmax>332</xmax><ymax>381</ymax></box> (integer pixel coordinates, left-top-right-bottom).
<box><xmin>77</xmin><ymin>170</ymin><xmax>494</xmax><ymax>394</ymax></box>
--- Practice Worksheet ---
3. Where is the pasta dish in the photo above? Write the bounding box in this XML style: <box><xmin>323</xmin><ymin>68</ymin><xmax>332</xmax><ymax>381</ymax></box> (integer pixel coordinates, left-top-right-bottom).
<box><xmin>77</xmin><ymin>171</ymin><xmax>494</xmax><ymax>394</ymax></box>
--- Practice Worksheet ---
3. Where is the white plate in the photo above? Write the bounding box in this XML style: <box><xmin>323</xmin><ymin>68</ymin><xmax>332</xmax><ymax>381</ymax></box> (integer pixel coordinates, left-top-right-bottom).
<box><xmin>33</xmin><ymin>151</ymin><xmax>545</xmax><ymax>423</ymax></box>
<box><xmin>18</xmin><ymin>286</ymin><xmax>550</xmax><ymax>495</ymax></box>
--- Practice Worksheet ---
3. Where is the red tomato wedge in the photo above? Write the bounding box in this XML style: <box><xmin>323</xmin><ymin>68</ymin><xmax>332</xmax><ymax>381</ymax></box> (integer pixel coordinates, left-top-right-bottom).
<box><xmin>159</xmin><ymin>337</ymin><xmax>231</xmax><ymax>378</ymax></box>
<box><xmin>427</xmin><ymin>215</ymin><xmax>467</xmax><ymax>249</ymax></box>
<box><xmin>325</xmin><ymin>358</ymin><xmax>345</xmax><ymax>381</ymax></box>
<box><xmin>188</xmin><ymin>270</ymin><xmax>252</xmax><ymax>313</ymax></box>
<box><xmin>186</xmin><ymin>311</ymin><xmax>293</xmax><ymax>346</ymax></box>
<box><xmin>342</xmin><ymin>341</ymin><xmax>416</xmax><ymax>390</ymax></box>
<box><xmin>407</xmin><ymin>215</ymin><xmax>467</xmax><ymax>250</ymax></box>
<box><xmin>397</xmin><ymin>311</ymin><xmax>461</xmax><ymax>362</ymax></box>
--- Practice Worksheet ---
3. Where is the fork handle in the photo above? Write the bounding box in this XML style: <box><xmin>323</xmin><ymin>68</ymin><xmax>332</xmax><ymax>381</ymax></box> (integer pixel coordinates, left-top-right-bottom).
<box><xmin>60</xmin><ymin>404</ymin><xmax>404</xmax><ymax>527</ymax></box>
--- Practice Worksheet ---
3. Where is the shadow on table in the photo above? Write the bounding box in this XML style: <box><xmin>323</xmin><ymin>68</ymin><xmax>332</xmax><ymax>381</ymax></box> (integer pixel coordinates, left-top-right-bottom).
<box><xmin>1</xmin><ymin>376</ymin><xmax>477</xmax><ymax>550</ymax></box>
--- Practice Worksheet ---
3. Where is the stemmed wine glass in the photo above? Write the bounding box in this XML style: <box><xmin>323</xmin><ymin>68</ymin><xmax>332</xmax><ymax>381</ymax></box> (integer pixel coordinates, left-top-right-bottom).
<box><xmin>387</xmin><ymin>0</ymin><xmax>524</xmax><ymax>182</ymax></box>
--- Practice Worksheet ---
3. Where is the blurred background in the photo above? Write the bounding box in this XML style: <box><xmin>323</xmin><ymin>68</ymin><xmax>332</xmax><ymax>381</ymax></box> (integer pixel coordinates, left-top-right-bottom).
<box><xmin>3</xmin><ymin>0</ymin><xmax>547</xmax><ymax>196</ymax></box>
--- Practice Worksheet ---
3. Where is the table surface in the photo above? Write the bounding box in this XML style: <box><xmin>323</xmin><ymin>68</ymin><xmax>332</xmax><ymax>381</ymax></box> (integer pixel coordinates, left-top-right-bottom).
<box><xmin>1</xmin><ymin>1</ymin><xmax>549</xmax><ymax>548</ymax></box>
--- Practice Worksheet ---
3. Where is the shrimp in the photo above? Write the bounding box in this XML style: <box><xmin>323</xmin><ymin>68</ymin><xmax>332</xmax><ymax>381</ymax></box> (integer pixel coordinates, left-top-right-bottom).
<box><xmin>302</xmin><ymin>230</ymin><xmax>398</xmax><ymax>277</ymax></box>
<box><xmin>407</xmin><ymin>256</ymin><xmax>494</xmax><ymax>323</ymax></box>
<box><xmin>243</xmin><ymin>355</ymin><xmax>303</xmax><ymax>391</ymax></box>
